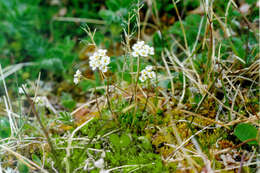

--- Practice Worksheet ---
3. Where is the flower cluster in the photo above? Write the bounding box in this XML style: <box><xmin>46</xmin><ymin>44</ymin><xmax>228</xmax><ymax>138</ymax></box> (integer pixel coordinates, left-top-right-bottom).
<box><xmin>139</xmin><ymin>65</ymin><xmax>156</xmax><ymax>82</ymax></box>
<box><xmin>132</xmin><ymin>41</ymin><xmax>154</xmax><ymax>57</ymax></box>
<box><xmin>89</xmin><ymin>49</ymin><xmax>110</xmax><ymax>73</ymax></box>
<box><xmin>34</xmin><ymin>96</ymin><xmax>46</xmax><ymax>106</ymax></box>
<box><xmin>74</xmin><ymin>70</ymin><xmax>82</xmax><ymax>84</ymax></box>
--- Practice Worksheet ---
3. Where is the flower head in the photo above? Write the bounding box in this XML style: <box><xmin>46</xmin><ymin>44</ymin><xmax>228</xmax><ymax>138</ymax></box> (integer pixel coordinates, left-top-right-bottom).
<box><xmin>145</xmin><ymin>65</ymin><xmax>153</xmax><ymax>72</ymax></box>
<box><xmin>139</xmin><ymin>65</ymin><xmax>156</xmax><ymax>82</ymax></box>
<box><xmin>101</xmin><ymin>56</ymin><xmax>110</xmax><ymax>66</ymax></box>
<box><xmin>89</xmin><ymin>49</ymin><xmax>110</xmax><ymax>73</ymax></box>
<box><xmin>147</xmin><ymin>71</ymin><xmax>156</xmax><ymax>79</ymax></box>
<box><xmin>97</xmin><ymin>49</ymin><xmax>107</xmax><ymax>56</ymax></box>
<box><xmin>132</xmin><ymin>41</ymin><xmax>154</xmax><ymax>57</ymax></box>
<box><xmin>139</xmin><ymin>74</ymin><xmax>147</xmax><ymax>82</ymax></box>
<box><xmin>34</xmin><ymin>96</ymin><xmax>45</xmax><ymax>106</ymax></box>
<box><xmin>100</xmin><ymin>65</ymin><xmax>108</xmax><ymax>73</ymax></box>
<box><xmin>74</xmin><ymin>70</ymin><xmax>82</xmax><ymax>84</ymax></box>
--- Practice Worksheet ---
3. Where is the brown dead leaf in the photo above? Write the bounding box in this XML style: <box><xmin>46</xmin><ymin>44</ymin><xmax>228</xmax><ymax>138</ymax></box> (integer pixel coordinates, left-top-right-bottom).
<box><xmin>58</xmin><ymin>124</ymin><xmax>73</xmax><ymax>131</ymax></box>
<box><xmin>74</xmin><ymin>107</ymin><xmax>99</xmax><ymax>126</ymax></box>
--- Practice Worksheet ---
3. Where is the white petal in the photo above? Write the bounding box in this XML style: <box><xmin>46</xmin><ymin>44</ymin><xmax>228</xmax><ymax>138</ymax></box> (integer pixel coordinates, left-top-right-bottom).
<box><xmin>74</xmin><ymin>70</ymin><xmax>82</xmax><ymax>79</ymax></box>
<box><xmin>144</xmin><ymin>45</ymin><xmax>150</xmax><ymax>51</ymax></box>
<box><xmin>137</xmin><ymin>41</ymin><xmax>145</xmax><ymax>46</ymax></box>
<box><xmin>141</xmin><ymin>69</ymin><xmax>148</xmax><ymax>76</ymax></box>
<box><xmin>145</xmin><ymin>65</ymin><xmax>153</xmax><ymax>72</ymax></box>
<box><xmin>139</xmin><ymin>75</ymin><xmax>147</xmax><ymax>82</ymax></box>
<box><xmin>98</xmin><ymin>49</ymin><xmax>107</xmax><ymax>56</ymax></box>
<box><xmin>100</xmin><ymin>66</ymin><xmax>108</xmax><ymax>73</ymax></box>
<box><xmin>101</xmin><ymin>56</ymin><xmax>110</xmax><ymax>65</ymax></box>
<box><xmin>148</xmin><ymin>71</ymin><xmax>156</xmax><ymax>79</ymax></box>
<box><xmin>74</xmin><ymin>78</ymin><xmax>79</xmax><ymax>84</ymax></box>
<box><xmin>132</xmin><ymin>51</ymin><xmax>139</xmax><ymax>57</ymax></box>
<box><xmin>149</xmin><ymin>47</ymin><xmax>154</xmax><ymax>55</ymax></box>
<box><xmin>139</xmin><ymin>50</ymin><xmax>148</xmax><ymax>57</ymax></box>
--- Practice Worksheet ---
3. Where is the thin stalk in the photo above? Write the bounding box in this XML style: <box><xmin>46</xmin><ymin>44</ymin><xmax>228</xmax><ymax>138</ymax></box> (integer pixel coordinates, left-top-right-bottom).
<box><xmin>131</xmin><ymin>56</ymin><xmax>141</xmax><ymax>127</ymax></box>
<box><xmin>94</xmin><ymin>85</ymin><xmax>102</xmax><ymax>117</ymax></box>
<box><xmin>102</xmin><ymin>73</ymin><xmax>116</xmax><ymax>121</ymax></box>
<box><xmin>172</xmin><ymin>0</ymin><xmax>189</xmax><ymax>52</ymax></box>
<box><xmin>137</xmin><ymin>0</ymin><xmax>141</xmax><ymax>41</ymax></box>
<box><xmin>21</xmin><ymin>87</ymin><xmax>57</xmax><ymax>160</ymax></box>
<box><xmin>134</xmin><ymin>56</ymin><xmax>140</xmax><ymax>102</ymax></box>
<box><xmin>142</xmin><ymin>88</ymin><xmax>150</xmax><ymax>115</ymax></box>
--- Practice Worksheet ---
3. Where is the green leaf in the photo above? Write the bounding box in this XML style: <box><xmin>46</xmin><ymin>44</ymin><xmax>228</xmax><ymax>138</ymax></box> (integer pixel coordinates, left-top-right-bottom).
<box><xmin>138</xmin><ymin>136</ymin><xmax>152</xmax><ymax>150</ymax></box>
<box><xmin>0</xmin><ymin>117</ymin><xmax>11</xmax><ymax>139</ymax></box>
<box><xmin>119</xmin><ymin>133</ymin><xmax>131</xmax><ymax>147</ymax></box>
<box><xmin>40</xmin><ymin>58</ymin><xmax>64</xmax><ymax>72</ymax></box>
<box><xmin>61</xmin><ymin>92</ymin><xmax>76</xmax><ymax>111</ymax></box>
<box><xmin>245</xmin><ymin>0</ymin><xmax>257</xmax><ymax>4</ymax></box>
<box><xmin>110</xmin><ymin>134</ymin><xmax>120</xmax><ymax>148</ymax></box>
<box><xmin>234</xmin><ymin>123</ymin><xmax>258</xmax><ymax>145</ymax></box>
<box><xmin>32</xmin><ymin>154</ymin><xmax>41</xmax><ymax>166</ymax></box>
<box><xmin>99</xmin><ymin>10</ymin><xmax>116</xmax><ymax>24</ymax></box>
<box><xmin>18</xmin><ymin>161</ymin><xmax>29</xmax><ymax>173</ymax></box>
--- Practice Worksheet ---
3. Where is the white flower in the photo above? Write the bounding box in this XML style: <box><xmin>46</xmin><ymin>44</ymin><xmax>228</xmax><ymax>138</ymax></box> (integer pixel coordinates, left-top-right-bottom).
<box><xmin>147</xmin><ymin>71</ymin><xmax>156</xmax><ymax>79</ymax></box>
<box><xmin>141</xmin><ymin>69</ymin><xmax>148</xmax><ymax>76</ymax></box>
<box><xmin>100</xmin><ymin>66</ymin><xmax>108</xmax><ymax>73</ymax></box>
<box><xmin>101</xmin><ymin>56</ymin><xmax>110</xmax><ymax>66</ymax></box>
<box><xmin>97</xmin><ymin>49</ymin><xmax>107</xmax><ymax>57</ymax></box>
<box><xmin>139</xmin><ymin>65</ymin><xmax>156</xmax><ymax>82</ymax></box>
<box><xmin>90</xmin><ymin>60</ymin><xmax>98</xmax><ymax>71</ymax></box>
<box><xmin>148</xmin><ymin>47</ymin><xmax>154</xmax><ymax>55</ymax></box>
<box><xmin>4</xmin><ymin>168</ymin><xmax>18</xmax><ymax>173</ymax></box>
<box><xmin>74</xmin><ymin>70</ymin><xmax>82</xmax><ymax>84</ymax></box>
<box><xmin>139</xmin><ymin>74</ymin><xmax>147</xmax><ymax>82</ymax></box>
<box><xmin>90</xmin><ymin>52</ymin><xmax>99</xmax><ymax>61</ymax></box>
<box><xmin>139</xmin><ymin>49</ymin><xmax>149</xmax><ymax>57</ymax></box>
<box><xmin>145</xmin><ymin>65</ymin><xmax>153</xmax><ymax>72</ymax></box>
<box><xmin>131</xmin><ymin>41</ymin><xmax>154</xmax><ymax>57</ymax></box>
<box><xmin>132</xmin><ymin>51</ymin><xmax>139</xmax><ymax>57</ymax></box>
<box><xmin>89</xmin><ymin>49</ymin><xmax>110</xmax><ymax>73</ymax></box>
<box><xmin>133</xmin><ymin>41</ymin><xmax>144</xmax><ymax>51</ymax></box>
<box><xmin>74</xmin><ymin>78</ymin><xmax>79</xmax><ymax>85</ymax></box>
<box><xmin>34</xmin><ymin>96</ymin><xmax>45</xmax><ymax>106</ymax></box>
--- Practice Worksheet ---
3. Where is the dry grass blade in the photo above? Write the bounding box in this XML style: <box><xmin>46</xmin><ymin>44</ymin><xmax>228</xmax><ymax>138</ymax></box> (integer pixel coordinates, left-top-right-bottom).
<box><xmin>0</xmin><ymin>144</ymin><xmax>48</xmax><ymax>173</ymax></box>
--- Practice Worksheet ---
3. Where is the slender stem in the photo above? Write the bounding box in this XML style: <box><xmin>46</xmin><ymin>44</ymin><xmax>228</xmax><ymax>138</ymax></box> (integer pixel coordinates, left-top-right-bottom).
<box><xmin>94</xmin><ymin>85</ymin><xmax>102</xmax><ymax>117</ymax></box>
<box><xmin>21</xmin><ymin>87</ymin><xmax>57</xmax><ymax>157</ymax></box>
<box><xmin>102</xmin><ymin>73</ymin><xmax>116</xmax><ymax>121</ymax></box>
<box><xmin>142</xmin><ymin>90</ymin><xmax>150</xmax><ymax>115</ymax></box>
<box><xmin>172</xmin><ymin>0</ymin><xmax>188</xmax><ymax>51</ymax></box>
<box><xmin>137</xmin><ymin>0</ymin><xmax>141</xmax><ymax>41</ymax></box>
<box><xmin>130</xmin><ymin>56</ymin><xmax>141</xmax><ymax>104</ymax></box>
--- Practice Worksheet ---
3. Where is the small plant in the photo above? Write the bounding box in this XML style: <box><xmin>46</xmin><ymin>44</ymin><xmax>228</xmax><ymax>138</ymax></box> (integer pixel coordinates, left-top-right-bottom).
<box><xmin>234</xmin><ymin>123</ymin><xmax>258</xmax><ymax>145</ymax></box>
<box><xmin>57</xmin><ymin>112</ymin><xmax>74</xmax><ymax>126</ymax></box>
<box><xmin>0</xmin><ymin>0</ymin><xmax>259</xmax><ymax>172</ymax></box>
